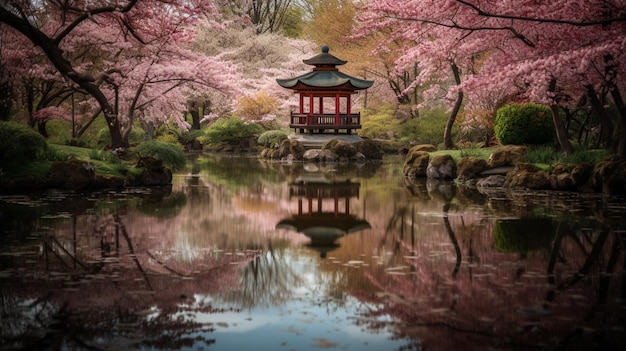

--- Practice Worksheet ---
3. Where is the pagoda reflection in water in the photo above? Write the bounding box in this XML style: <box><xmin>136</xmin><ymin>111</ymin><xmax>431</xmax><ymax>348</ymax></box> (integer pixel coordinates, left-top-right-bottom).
<box><xmin>276</xmin><ymin>173</ymin><xmax>370</xmax><ymax>258</ymax></box>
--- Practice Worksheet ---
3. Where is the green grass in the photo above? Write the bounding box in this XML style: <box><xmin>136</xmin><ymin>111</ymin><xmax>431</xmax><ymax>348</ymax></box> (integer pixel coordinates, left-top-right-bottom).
<box><xmin>2</xmin><ymin>144</ymin><xmax>138</xmax><ymax>180</ymax></box>
<box><xmin>430</xmin><ymin>146</ymin><xmax>497</xmax><ymax>162</ymax></box>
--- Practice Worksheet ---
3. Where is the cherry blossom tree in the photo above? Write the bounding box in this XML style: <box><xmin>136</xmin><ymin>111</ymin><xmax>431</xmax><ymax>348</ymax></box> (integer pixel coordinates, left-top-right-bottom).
<box><xmin>0</xmin><ymin>0</ymin><xmax>239</xmax><ymax>149</ymax></box>
<box><xmin>356</xmin><ymin>0</ymin><xmax>626</xmax><ymax>156</ymax></box>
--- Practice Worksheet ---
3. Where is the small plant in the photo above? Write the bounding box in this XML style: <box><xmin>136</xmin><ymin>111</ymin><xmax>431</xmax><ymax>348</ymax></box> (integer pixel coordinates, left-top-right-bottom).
<box><xmin>135</xmin><ymin>140</ymin><xmax>186</xmax><ymax>171</ymax></box>
<box><xmin>495</xmin><ymin>103</ymin><xmax>555</xmax><ymax>145</ymax></box>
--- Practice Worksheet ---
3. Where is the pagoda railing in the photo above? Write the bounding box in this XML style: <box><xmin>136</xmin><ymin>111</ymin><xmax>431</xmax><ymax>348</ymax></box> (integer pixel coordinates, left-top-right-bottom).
<box><xmin>289</xmin><ymin>112</ymin><xmax>361</xmax><ymax>134</ymax></box>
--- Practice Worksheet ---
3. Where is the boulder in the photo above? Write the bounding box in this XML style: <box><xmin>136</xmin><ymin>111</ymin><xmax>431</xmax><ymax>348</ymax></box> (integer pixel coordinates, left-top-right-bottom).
<box><xmin>456</xmin><ymin>156</ymin><xmax>488</xmax><ymax>181</ymax></box>
<box><xmin>403</xmin><ymin>151</ymin><xmax>430</xmax><ymax>178</ymax></box>
<box><xmin>303</xmin><ymin>149</ymin><xmax>322</xmax><ymax>161</ymax></box>
<box><xmin>488</xmin><ymin>145</ymin><xmax>527</xmax><ymax>167</ymax></box>
<box><xmin>427</xmin><ymin>154</ymin><xmax>457</xmax><ymax>179</ymax></box>
<box><xmin>549</xmin><ymin>163</ymin><xmax>593</xmax><ymax>191</ymax></box>
<box><xmin>504</xmin><ymin>163</ymin><xmax>550</xmax><ymax>190</ymax></box>
<box><xmin>49</xmin><ymin>158</ymin><xmax>96</xmax><ymax>190</ymax></box>
<box><xmin>355</xmin><ymin>139</ymin><xmax>384</xmax><ymax>160</ymax></box>
<box><xmin>332</xmin><ymin>141</ymin><xmax>357</xmax><ymax>158</ymax></box>
<box><xmin>590</xmin><ymin>155</ymin><xmax>623</xmax><ymax>193</ymax></box>
<box><xmin>137</xmin><ymin>157</ymin><xmax>172</xmax><ymax>186</ymax></box>
<box><xmin>289</xmin><ymin>139</ymin><xmax>306</xmax><ymax>160</ymax></box>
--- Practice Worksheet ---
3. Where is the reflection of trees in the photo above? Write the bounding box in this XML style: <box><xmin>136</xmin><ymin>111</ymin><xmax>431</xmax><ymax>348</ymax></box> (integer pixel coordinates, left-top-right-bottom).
<box><xmin>352</xmin><ymin>180</ymin><xmax>626</xmax><ymax>350</ymax></box>
<box><xmin>0</xmin><ymin>205</ymin><xmax>259</xmax><ymax>350</ymax></box>
<box><xmin>218</xmin><ymin>246</ymin><xmax>305</xmax><ymax>309</ymax></box>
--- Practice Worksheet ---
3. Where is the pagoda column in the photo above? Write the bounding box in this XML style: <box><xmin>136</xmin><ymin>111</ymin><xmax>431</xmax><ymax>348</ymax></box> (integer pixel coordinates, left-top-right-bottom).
<box><xmin>319</xmin><ymin>96</ymin><xmax>323</xmax><ymax>114</ymax></box>
<box><xmin>299</xmin><ymin>94</ymin><xmax>304</xmax><ymax>114</ymax></box>
<box><xmin>335</xmin><ymin>94</ymin><xmax>340</xmax><ymax>125</ymax></box>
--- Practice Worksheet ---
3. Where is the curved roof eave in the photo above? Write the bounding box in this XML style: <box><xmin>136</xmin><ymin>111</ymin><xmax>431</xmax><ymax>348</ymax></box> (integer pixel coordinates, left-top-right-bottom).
<box><xmin>276</xmin><ymin>70</ymin><xmax>374</xmax><ymax>90</ymax></box>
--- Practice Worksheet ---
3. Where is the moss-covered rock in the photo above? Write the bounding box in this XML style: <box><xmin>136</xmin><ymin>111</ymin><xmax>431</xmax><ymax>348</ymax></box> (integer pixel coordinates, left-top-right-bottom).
<box><xmin>488</xmin><ymin>145</ymin><xmax>527</xmax><ymax>167</ymax></box>
<box><xmin>403</xmin><ymin>150</ymin><xmax>430</xmax><ymax>178</ymax></box>
<box><xmin>427</xmin><ymin>154</ymin><xmax>457</xmax><ymax>179</ymax></box>
<box><xmin>504</xmin><ymin>163</ymin><xmax>550</xmax><ymax>190</ymax></box>
<box><xmin>456</xmin><ymin>156</ymin><xmax>488</xmax><ymax>181</ymax></box>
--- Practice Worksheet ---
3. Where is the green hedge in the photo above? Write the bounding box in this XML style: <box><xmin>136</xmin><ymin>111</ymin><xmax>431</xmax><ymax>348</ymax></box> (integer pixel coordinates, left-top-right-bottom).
<box><xmin>494</xmin><ymin>103</ymin><xmax>555</xmax><ymax>145</ymax></box>
<box><xmin>0</xmin><ymin>122</ymin><xmax>48</xmax><ymax>170</ymax></box>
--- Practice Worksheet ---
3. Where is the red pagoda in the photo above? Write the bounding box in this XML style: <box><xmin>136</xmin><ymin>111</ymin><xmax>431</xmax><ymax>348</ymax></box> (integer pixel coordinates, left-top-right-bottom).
<box><xmin>277</xmin><ymin>45</ymin><xmax>374</xmax><ymax>135</ymax></box>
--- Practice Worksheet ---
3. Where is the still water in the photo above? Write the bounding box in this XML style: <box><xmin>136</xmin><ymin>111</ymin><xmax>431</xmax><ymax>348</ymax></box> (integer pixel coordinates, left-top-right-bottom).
<box><xmin>1</xmin><ymin>154</ymin><xmax>625</xmax><ymax>351</ymax></box>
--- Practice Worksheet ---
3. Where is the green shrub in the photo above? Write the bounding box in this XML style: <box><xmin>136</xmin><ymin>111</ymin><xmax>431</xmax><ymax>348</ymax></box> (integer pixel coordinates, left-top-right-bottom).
<box><xmin>156</xmin><ymin>133</ymin><xmax>183</xmax><ymax>148</ymax></box>
<box><xmin>199</xmin><ymin>116</ymin><xmax>263</xmax><ymax>145</ymax></box>
<box><xmin>257</xmin><ymin>130</ymin><xmax>288</xmax><ymax>148</ymax></box>
<box><xmin>135</xmin><ymin>140</ymin><xmax>185</xmax><ymax>171</ymax></box>
<box><xmin>399</xmin><ymin>107</ymin><xmax>454</xmax><ymax>146</ymax></box>
<box><xmin>0</xmin><ymin>121</ymin><xmax>48</xmax><ymax>170</ymax></box>
<box><xmin>179</xmin><ymin>129</ymin><xmax>204</xmax><ymax>146</ymax></box>
<box><xmin>359</xmin><ymin>105</ymin><xmax>399</xmax><ymax>139</ymax></box>
<box><xmin>494</xmin><ymin>103</ymin><xmax>555</xmax><ymax>145</ymax></box>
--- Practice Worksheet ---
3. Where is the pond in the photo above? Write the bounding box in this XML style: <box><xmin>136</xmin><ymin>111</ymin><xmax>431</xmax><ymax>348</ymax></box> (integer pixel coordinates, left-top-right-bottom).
<box><xmin>1</xmin><ymin>154</ymin><xmax>625</xmax><ymax>351</ymax></box>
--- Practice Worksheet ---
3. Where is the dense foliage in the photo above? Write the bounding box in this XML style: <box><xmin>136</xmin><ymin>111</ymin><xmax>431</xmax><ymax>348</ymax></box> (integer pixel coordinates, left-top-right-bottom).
<box><xmin>495</xmin><ymin>103</ymin><xmax>555</xmax><ymax>145</ymax></box>
<box><xmin>200</xmin><ymin>117</ymin><xmax>264</xmax><ymax>145</ymax></box>
<box><xmin>135</xmin><ymin>140</ymin><xmax>186</xmax><ymax>171</ymax></box>
<box><xmin>0</xmin><ymin>121</ymin><xmax>48</xmax><ymax>170</ymax></box>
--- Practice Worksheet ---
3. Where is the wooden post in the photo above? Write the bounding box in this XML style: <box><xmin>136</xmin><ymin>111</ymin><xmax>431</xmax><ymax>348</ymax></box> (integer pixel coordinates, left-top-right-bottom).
<box><xmin>299</xmin><ymin>94</ymin><xmax>304</xmax><ymax>114</ymax></box>
<box><xmin>335</xmin><ymin>94</ymin><xmax>340</xmax><ymax>125</ymax></box>
<box><xmin>319</xmin><ymin>96</ymin><xmax>323</xmax><ymax>115</ymax></box>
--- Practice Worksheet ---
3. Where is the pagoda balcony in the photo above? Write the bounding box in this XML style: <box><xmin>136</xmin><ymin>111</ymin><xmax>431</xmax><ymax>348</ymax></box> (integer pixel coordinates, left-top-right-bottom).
<box><xmin>289</xmin><ymin>112</ymin><xmax>361</xmax><ymax>134</ymax></box>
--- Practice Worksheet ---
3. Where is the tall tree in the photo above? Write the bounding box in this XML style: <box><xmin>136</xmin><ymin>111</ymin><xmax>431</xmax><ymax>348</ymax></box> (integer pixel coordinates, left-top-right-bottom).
<box><xmin>356</xmin><ymin>0</ymin><xmax>626</xmax><ymax>156</ymax></box>
<box><xmin>0</xmin><ymin>0</ymin><xmax>236</xmax><ymax>149</ymax></box>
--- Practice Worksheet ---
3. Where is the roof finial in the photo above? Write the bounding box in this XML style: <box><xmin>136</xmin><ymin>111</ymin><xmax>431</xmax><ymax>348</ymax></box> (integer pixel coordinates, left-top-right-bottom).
<box><xmin>322</xmin><ymin>45</ymin><xmax>329</xmax><ymax>53</ymax></box>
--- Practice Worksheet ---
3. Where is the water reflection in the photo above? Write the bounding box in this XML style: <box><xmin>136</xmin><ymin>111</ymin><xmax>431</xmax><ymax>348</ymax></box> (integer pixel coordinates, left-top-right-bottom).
<box><xmin>1</xmin><ymin>155</ymin><xmax>625</xmax><ymax>350</ymax></box>
<box><xmin>277</xmin><ymin>172</ymin><xmax>371</xmax><ymax>258</ymax></box>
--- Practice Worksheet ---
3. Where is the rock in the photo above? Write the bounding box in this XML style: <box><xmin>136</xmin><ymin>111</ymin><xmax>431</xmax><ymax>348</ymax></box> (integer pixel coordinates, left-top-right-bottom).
<box><xmin>427</xmin><ymin>154</ymin><xmax>457</xmax><ymax>179</ymax></box>
<box><xmin>289</xmin><ymin>139</ymin><xmax>305</xmax><ymax>160</ymax></box>
<box><xmin>277</xmin><ymin>139</ymin><xmax>291</xmax><ymax>159</ymax></box>
<box><xmin>403</xmin><ymin>151</ymin><xmax>430</xmax><ymax>178</ymax></box>
<box><xmin>477</xmin><ymin>175</ymin><xmax>506</xmax><ymax>188</ymax></box>
<box><xmin>590</xmin><ymin>155</ymin><xmax>623</xmax><ymax>193</ymax></box>
<box><xmin>303</xmin><ymin>149</ymin><xmax>322</xmax><ymax>161</ymax></box>
<box><xmin>332</xmin><ymin>141</ymin><xmax>357</xmax><ymax>158</ymax></box>
<box><xmin>321</xmin><ymin>149</ymin><xmax>338</xmax><ymax>162</ymax></box>
<box><xmin>351</xmin><ymin>152</ymin><xmax>366</xmax><ymax>162</ymax></box>
<box><xmin>137</xmin><ymin>157</ymin><xmax>172</xmax><ymax>186</ymax></box>
<box><xmin>49</xmin><ymin>158</ymin><xmax>96</xmax><ymax>190</ymax></box>
<box><xmin>488</xmin><ymin>145</ymin><xmax>527</xmax><ymax>167</ymax></box>
<box><xmin>456</xmin><ymin>156</ymin><xmax>488</xmax><ymax>181</ymax></box>
<box><xmin>549</xmin><ymin>163</ymin><xmax>593</xmax><ymax>191</ymax></box>
<box><xmin>504</xmin><ymin>163</ymin><xmax>550</xmax><ymax>190</ymax></box>
<box><xmin>355</xmin><ymin>139</ymin><xmax>384</xmax><ymax>160</ymax></box>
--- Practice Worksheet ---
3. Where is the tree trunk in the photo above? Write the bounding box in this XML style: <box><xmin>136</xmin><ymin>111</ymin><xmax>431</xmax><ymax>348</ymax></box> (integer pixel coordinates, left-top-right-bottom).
<box><xmin>548</xmin><ymin>78</ymin><xmax>574</xmax><ymax>154</ymax></box>
<box><xmin>585</xmin><ymin>85</ymin><xmax>613</xmax><ymax>147</ymax></box>
<box><xmin>444</xmin><ymin>62</ymin><xmax>462</xmax><ymax>149</ymax></box>
<box><xmin>0</xmin><ymin>8</ymin><xmax>126</xmax><ymax>149</ymax></box>
<box><xmin>189</xmin><ymin>109</ymin><xmax>201</xmax><ymax>130</ymax></box>
<box><xmin>610</xmin><ymin>84</ymin><xmax>626</xmax><ymax>160</ymax></box>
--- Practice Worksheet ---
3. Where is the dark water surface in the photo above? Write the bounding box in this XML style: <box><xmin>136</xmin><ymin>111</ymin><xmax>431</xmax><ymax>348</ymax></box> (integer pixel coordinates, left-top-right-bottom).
<box><xmin>1</xmin><ymin>154</ymin><xmax>625</xmax><ymax>351</ymax></box>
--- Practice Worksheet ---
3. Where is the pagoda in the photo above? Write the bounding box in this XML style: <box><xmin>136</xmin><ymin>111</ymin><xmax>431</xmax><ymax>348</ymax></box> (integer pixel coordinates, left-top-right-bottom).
<box><xmin>277</xmin><ymin>45</ymin><xmax>374</xmax><ymax>135</ymax></box>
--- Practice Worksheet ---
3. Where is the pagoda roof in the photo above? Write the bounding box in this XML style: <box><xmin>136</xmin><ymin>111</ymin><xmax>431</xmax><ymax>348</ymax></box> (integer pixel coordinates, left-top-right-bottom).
<box><xmin>276</xmin><ymin>45</ymin><xmax>374</xmax><ymax>91</ymax></box>
<box><xmin>276</xmin><ymin>69</ymin><xmax>373</xmax><ymax>90</ymax></box>
<box><xmin>303</xmin><ymin>45</ymin><xmax>347</xmax><ymax>66</ymax></box>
